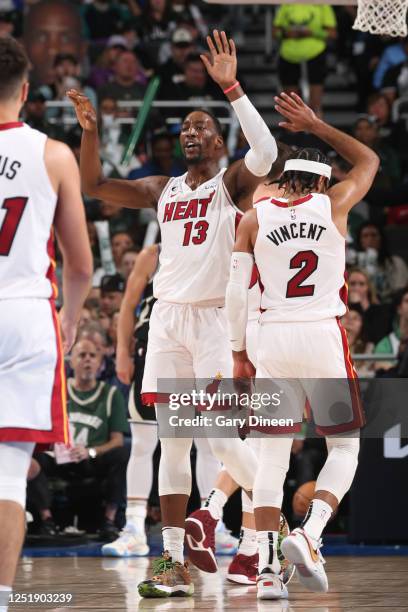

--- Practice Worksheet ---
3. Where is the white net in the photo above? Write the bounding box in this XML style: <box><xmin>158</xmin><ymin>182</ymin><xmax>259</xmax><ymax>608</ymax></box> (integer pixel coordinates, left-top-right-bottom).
<box><xmin>353</xmin><ymin>0</ymin><xmax>408</xmax><ymax>37</ymax></box>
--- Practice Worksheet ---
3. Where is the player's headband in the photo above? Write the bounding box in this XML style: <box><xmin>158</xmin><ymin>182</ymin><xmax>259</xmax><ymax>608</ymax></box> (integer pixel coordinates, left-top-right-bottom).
<box><xmin>284</xmin><ymin>159</ymin><xmax>332</xmax><ymax>179</ymax></box>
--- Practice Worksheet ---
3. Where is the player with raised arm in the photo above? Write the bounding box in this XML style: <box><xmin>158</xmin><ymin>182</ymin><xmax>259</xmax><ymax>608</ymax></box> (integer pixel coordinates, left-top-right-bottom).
<box><xmin>0</xmin><ymin>37</ymin><xmax>92</xmax><ymax>608</ymax></box>
<box><xmin>69</xmin><ymin>30</ymin><xmax>278</xmax><ymax>598</ymax></box>
<box><xmin>225</xmin><ymin>92</ymin><xmax>379</xmax><ymax>599</ymax></box>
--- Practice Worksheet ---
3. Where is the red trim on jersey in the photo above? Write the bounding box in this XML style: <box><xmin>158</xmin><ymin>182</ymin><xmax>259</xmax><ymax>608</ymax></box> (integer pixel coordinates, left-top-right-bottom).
<box><xmin>0</xmin><ymin>300</ymin><xmax>69</xmax><ymax>444</ymax></box>
<box><xmin>46</xmin><ymin>229</ymin><xmax>58</xmax><ymax>299</ymax></box>
<box><xmin>0</xmin><ymin>121</ymin><xmax>23</xmax><ymax>131</ymax></box>
<box><xmin>235</xmin><ymin>210</ymin><xmax>243</xmax><ymax>238</ymax></box>
<box><xmin>339</xmin><ymin>270</ymin><xmax>348</xmax><ymax>309</ymax></box>
<box><xmin>271</xmin><ymin>194</ymin><xmax>313</xmax><ymax>208</ymax></box>
<box><xmin>315</xmin><ymin>318</ymin><xmax>365</xmax><ymax>435</ymax></box>
<box><xmin>141</xmin><ymin>392</ymin><xmax>172</xmax><ymax>406</ymax></box>
<box><xmin>253</xmin><ymin>196</ymin><xmax>270</xmax><ymax>205</ymax></box>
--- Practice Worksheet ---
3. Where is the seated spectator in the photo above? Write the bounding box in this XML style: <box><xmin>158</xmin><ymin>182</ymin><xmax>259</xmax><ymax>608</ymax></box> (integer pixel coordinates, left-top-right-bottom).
<box><xmin>273</xmin><ymin>3</ymin><xmax>337</xmax><ymax>115</ymax></box>
<box><xmin>373</xmin><ymin>38</ymin><xmax>408</xmax><ymax>91</ymax></box>
<box><xmin>27</xmin><ymin>339</ymin><xmax>129</xmax><ymax>540</ymax></box>
<box><xmin>374</xmin><ymin>287</ymin><xmax>408</xmax><ymax>370</ymax></box>
<box><xmin>119</xmin><ymin>248</ymin><xmax>139</xmax><ymax>280</ymax></box>
<box><xmin>97</xmin><ymin>201</ymin><xmax>145</xmax><ymax>245</ymax></box>
<box><xmin>353</xmin><ymin>116</ymin><xmax>401</xmax><ymax>189</ymax></box>
<box><xmin>100</xmin><ymin>273</ymin><xmax>125</xmax><ymax>316</ymax></box>
<box><xmin>347</xmin><ymin>267</ymin><xmax>392</xmax><ymax>344</ymax></box>
<box><xmin>157</xmin><ymin>27</ymin><xmax>195</xmax><ymax>89</ymax></box>
<box><xmin>353</xmin><ymin>222</ymin><xmax>408</xmax><ymax>302</ymax></box>
<box><xmin>76</xmin><ymin>322</ymin><xmax>119</xmax><ymax>386</ymax></box>
<box><xmin>133</xmin><ymin>0</ymin><xmax>177</xmax><ymax>69</ymax></box>
<box><xmin>381</xmin><ymin>57</ymin><xmax>408</xmax><ymax>104</ymax></box>
<box><xmin>111</xmin><ymin>231</ymin><xmax>134</xmax><ymax>270</ymax></box>
<box><xmin>23</xmin><ymin>89</ymin><xmax>65</xmax><ymax>141</ymax></box>
<box><xmin>367</xmin><ymin>92</ymin><xmax>392</xmax><ymax>135</ymax></box>
<box><xmin>341</xmin><ymin>307</ymin><xmax>374</xmax><ymax>376</ymax></box>
<box><xmin>88</xmin><ymin>35</ymin><xmax>129</xmax><ymax>90</ymax></box>
<box><xmin>82</xmin><ymin>0</ymin><xmax>124</xmax><ymax>42</ymax></box>
<box><xmin>97</xmin><ymin>50</ymin><xmax>146</xmax><ymax>103</ymax></box>
<box><xmin>128</xmin><ymin>133</ymin><xmax>185</xmax><ymax>179</ymax></box>
<box><xmin>171</xmin><ymin>0</ymin><xmax>209</xmax><ymax>40</ymax></box>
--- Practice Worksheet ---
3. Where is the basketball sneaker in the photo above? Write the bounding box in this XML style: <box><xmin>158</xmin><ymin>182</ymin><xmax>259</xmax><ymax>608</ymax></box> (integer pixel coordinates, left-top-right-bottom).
<box><xmin>138</xmin><ymin>551</ymin><xmax>194</xmax><ymax>598</ymax></box>
<box><xmin>227</xmin><ymin>552</ymin><xmax>258</xmax><ymax>584</ymax></box>
<box><xmin>101</xmin><ymin>525</ymin><xmax>149</xmax><ymax>557</ymax></box>
<box><xmin>185</xmin><ymin>509</ymin><xmax>218</xmax><ymax>573</ymax></box>
<box><xmin>280</xmin><ymin>527</ymin><xmax>328</xmax><ymax>593</ymax></box>
<box><xmin>257</xmin><ymin>568</ymin><xmax>288</xmax><ymax>600</ymax></box>
<box><xmin>215</xmin><ymin>521</ymin><xmax>238</xmax><ymax>555</ymax></box>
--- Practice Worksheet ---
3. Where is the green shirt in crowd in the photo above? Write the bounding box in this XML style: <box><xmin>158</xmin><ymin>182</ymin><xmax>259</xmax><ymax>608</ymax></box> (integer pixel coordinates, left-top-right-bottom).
<box><xmin>274</xmin><ymin>4</ymin><xmax>336</xmax><ymax>64</ymax></box>
<box><xmin>67</xmin><ymin>380</ymin><xmax>129</xmax><ymax>448</ymax></box>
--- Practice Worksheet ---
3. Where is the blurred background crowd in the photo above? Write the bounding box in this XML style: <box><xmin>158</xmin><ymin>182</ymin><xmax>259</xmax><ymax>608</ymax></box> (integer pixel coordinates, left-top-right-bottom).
<box><xmin>4</xmin><ymin>0</ymin><xmax>408</xmax><ymax>543</ymax></box>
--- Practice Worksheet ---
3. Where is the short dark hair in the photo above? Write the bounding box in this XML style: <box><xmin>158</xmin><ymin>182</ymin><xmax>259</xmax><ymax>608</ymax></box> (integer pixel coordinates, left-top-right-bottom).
<box><xmin>266</xmin><ymin>141</ymin><xmax>295</xmax><ymax>183</ymax></box>
<box><xmin>0</xmin><ymin>37</ymin><xmax>29</xmax><ymax>101</ymax></box>
<box><xmin>279</xmin><ymin>147</ymin><xmax>330</xmax><ymax>195</ymax></box>
<box><xmin>186</xmin><ymin>108</ymin><xmax>223</xmax><ymax>136</ymax></box>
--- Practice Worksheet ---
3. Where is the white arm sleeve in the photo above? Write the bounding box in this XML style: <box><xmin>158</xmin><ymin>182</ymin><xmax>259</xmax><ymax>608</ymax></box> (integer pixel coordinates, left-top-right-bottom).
<box><xmin>225</xmin><ymin>252</ymin><xmax>254</xmax><ymax>352</ymax></box>
<box><xmin>230</xmin><ymin>95</ymin><xmax>278</xmax><ymax>177</ymax></box>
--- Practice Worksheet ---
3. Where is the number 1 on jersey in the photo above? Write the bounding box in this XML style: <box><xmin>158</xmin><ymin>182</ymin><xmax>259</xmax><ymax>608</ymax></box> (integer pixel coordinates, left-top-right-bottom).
<box><xmin>182</xmin><ymin>220</ymin><xmax>209</xmax><ymax>246</ymax></box>
<box><xmin>0</xmin><ymin>197</ymin><xmax>28</xmax><ymax>256</ymax></box>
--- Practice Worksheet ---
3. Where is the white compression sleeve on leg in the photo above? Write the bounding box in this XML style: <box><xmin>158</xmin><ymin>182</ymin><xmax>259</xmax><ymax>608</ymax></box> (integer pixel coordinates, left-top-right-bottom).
<box><xmin>230</xmin><ymin>95</ymin><xmax>277</xmax><ymax>176</ymax></box>
<box><xmin>225</xmin><ymin>252</ymin><xmax>253</xmax><ymax>352</ymax></box>
<box><xmin>315</xmin><ymin>432</ymin><xmax>360</xmax><ymax>503</ymax></box>
<box><xmin>0</xmin><ymin>442</ymin><xmax>34</xmax><ymax>508</ymax></box>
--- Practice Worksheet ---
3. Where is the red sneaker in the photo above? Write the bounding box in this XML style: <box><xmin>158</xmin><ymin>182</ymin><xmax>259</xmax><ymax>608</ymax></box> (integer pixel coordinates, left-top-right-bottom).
<box><xmin>227</xmin><ymin>552</ymin><xmax>258</xmax><ymax>584</ymax></box>
<box><xmin>185</xmin><ymin>509</ymin><xmax>218</xmax><ymax>573</ymax></box>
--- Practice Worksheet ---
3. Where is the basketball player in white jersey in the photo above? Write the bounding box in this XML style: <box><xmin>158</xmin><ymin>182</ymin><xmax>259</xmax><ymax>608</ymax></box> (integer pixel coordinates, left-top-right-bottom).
<box><xmin>226</xmin><ymin>92</ymin><xmax>379</xmax><ymax>599</ymax></box>
<box><xmin>0</xmin><ymin>38</ymin><xmax>92</xmax><ymax>610</ymax></box>
<box><xmin>69</xmin><ymin>30</ymin><xmax>278</xmax><ymax>598</ymax></box>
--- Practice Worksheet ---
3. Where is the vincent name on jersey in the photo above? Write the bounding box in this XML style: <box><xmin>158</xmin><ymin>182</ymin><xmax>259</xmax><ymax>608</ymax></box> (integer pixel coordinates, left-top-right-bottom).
<box><xmin>266</xmin><ymin>222</ymin><xmax>327</xmax><ymax>247</ymax></box>
<box><xmin>0</xmin><ymin>157</ymin><xmax>21</xmax><ymax>180</ymax></box>
<box><xmin>162</xmin><ymin>190</ymin><xmax>215</xmax><ymax>223</ymax></box>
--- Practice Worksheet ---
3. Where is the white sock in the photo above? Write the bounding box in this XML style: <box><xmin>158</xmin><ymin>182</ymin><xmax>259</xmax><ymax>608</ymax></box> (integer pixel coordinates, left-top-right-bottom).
<box><xmin>162</xmin><ymin>526</ymin><xmax>185</xmax><ymax>564</ymax></box>
<box><xmin>126</xmin><ymin>499</ymin><xmax>147</xmax><ymax>534</ymax></box>
<box><xmin>202</xmin><ymin>488</ymin><xmax>227</xmax><ymax>520</ymax></box>
<box><xmin>257</xmin><ymin>530</ymin><xmax>281</xmax><ymax>575</ymax></box>
<box><xmin>302</xmin><ymin>499</ymin><xmax>333</xmax><ymax>542</ymax></box>
<box><xmin>238</xmin><ymin>527</ymin><xmax>257</xmax><ymax>556</ymax></box>
<box><xmin>0</xmin><ymin>585</ymin><xmax>11</xmax><ymax>612</ymax></box>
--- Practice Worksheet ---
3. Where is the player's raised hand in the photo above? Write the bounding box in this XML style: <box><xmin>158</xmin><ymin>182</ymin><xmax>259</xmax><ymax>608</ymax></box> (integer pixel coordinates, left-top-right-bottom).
<box><xmin>275</xmin><ymin>92</ymin><xmax>318</xmax><ymax>133</ymax></box>
<box><xmin>67</xmin><ymin>89</ymin><xmax>97</xmax><ymax>132</ymax></box>
<box><xmin>200</xmin><ymin>29</ymin><xmax>237</xmax><ymax>90</ymax></box>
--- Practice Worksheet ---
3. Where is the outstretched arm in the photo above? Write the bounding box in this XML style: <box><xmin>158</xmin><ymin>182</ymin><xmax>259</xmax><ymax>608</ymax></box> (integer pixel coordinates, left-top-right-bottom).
<box><xmin>201</xmin><ymin>31</ymin><xmax>278</xmax><ymax>212</ymax></box>
<box><xmin>275</xmin><ymin>92</ymin><xmax>379</xmax><ymax>214</ymax></box>
<box><xmin>67</xmin><ymin>90</ymin><xmax>168</xmax><ymax>209</ymax></box>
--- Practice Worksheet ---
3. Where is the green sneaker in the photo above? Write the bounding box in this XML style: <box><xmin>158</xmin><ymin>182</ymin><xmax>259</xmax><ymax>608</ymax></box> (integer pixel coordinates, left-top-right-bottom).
<box><xmin>138</xmin><ymin>551</ymin><xmax>194</xmax><ymax>598</ymax></box>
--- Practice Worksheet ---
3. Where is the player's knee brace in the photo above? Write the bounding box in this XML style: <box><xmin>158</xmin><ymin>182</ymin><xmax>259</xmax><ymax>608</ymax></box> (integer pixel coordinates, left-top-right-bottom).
<box><xmin>0</xmin><ymin>442</ymin><xmax>34</xmax><ymax>508</ymax></box>
<box><xmin>207</xmin><ymin>437</ymin><xmax>257</xmax><ymax>492</ymax></box>
<box><xmin>253</xmin><ymin>437</ymin><xmax>292</xmax><ymax>509</ymax></box>
<box><xmin>316</xmin><ymin>431</ymin><xmax>360</xmax><ymax>503</ymax></box>
<box><xmin>158</xmin><ymin>437</ymin><xmax>192</xmax><ymax>496</ymax></box>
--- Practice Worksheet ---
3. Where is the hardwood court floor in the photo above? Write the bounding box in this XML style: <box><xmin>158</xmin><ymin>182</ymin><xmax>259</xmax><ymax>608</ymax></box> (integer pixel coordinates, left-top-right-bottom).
<box><xmin>12</xmin><ymin>556</ymin><xmax>408</xmax><ymax>611</ymax></box>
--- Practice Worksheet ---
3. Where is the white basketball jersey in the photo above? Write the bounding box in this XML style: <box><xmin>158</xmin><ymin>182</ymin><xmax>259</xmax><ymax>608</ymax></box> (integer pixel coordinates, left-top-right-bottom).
<box><xmin>154</xmin><ymin>169</ymin><xmax>240</xmax><ymax>305</ymax></box>
<box><xmin>0</xmin><ymin>123</ymin><xmax>57</xmax><ymax>300</ymax></box>
<box><xmin>254</xmin><ymin>193</ymin><xmax>347</xmax><ymax>322</ymax></box>
<box><xmin>248</xmin><ymin>264</ymin><xmax>262</xmax><ymax>321</ymax></box>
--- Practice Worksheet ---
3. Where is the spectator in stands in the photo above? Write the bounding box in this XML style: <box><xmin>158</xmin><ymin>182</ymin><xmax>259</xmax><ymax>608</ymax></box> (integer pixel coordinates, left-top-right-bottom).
<box><xmin>273</xmin><ymin>3</ymin><xmax>337</xmax><ymax>115</ymax></box>
<box><xmin>159</xmin><ymin>51</ymin><xmax>223</xmax><ymax>104</ymax></box>
<box><xmin>77</xmin><ymin>323</ymin><xmax>118</xmax><ymax>385</ymax></box>
<box><xmin>374</xmin><ymin>287</ymin><xmax>408</xmax><ymax>370</ymax></box>
<box><xmin>97</xmin><ymin>50</ymin><xmax>146</xmax><ymax>103</ymax></box>
<box><xmin>128</xmin><ymin>132</ymin><xmax>185</xmax><ymax>179</ymax></box>
<box><xmin>119</xmin><ymin>248</ymin><xmax>139</xmax><ymax>280</ymax></box>
<box><xmin>88</xmin><ymin>35</ymin><xmax>129</xmax><ymax>90</ymax></box>
<box><xmin>100</xmin><ymin>273</ymin><xmax>125</xmax><ymax>316</ymax></box>
<box><xmin>98</xmin><ymin>201</ymin><xmax>142</xmax><ymax>240</ymax></box>
<box><xmin>341</xmin><ymin>307</ymin><xmax>374</xmax><ymax>376</ymax></box>
<box><xmin>353</xmin><ymin>115</ymin><xmax>401</xmax><ymax>189</ymax></box>
<box><xmin>27</xmin><ymin>339</ymin><xmax>129</xmax><ymax>540</ymax></box>
<box><xmin>354</xmin><ymin>222</ymin><xmax>408</xmax><ymax>302</ymax></box>
<box><xmin>23</xmin><ymin>0</ymin><xmax>86</xmax><ymax>87</ymax></box>
<box><xmin>0</xmin><ymin>10</ymin><xmax>17</xmax><ymax>37</ymax></box>
<box><xmin>82</xmin><ymin>0</ymin><xmax>124</xmax><ymax>42</ymax></box>
<box><xmin>348</xmin><ymin>267</ymin><xmax>392</xmax><ymax>344</ymax></box>
<box><xmin>381</xmin><ymin>57</ymin><xmax>408</xmax><ymax>103</ymax></box>
<box><xmin>111</xmin><ymin>231</ymin><xmax>134</xmax><ymax>269</ymax></box>
<box><xmin>23</xmin><ymin>89</ymin><xmax>65</xmax><ymax>140</ymax></box>
<box><xmin>171</xmin><ymin>0</ymin><xmax>209</xmax><ymax>40</ymax></box>
<box><xmin>157</xmin><ymin>27</ymin><xmax>195</xmax><ymax>89</ymax></box>
<box><xmin>133</xmin><ymin>0</ymin><xmax>177</xmax><ymax>69</ymax></box>
<box><xmin>367</xmin><ymin>93</ymin><xmax>392</xmax><ymax>133</ymax></box>
<box><xmin>373</xmin><ymin>37</ymin><xmax>408</xmax><ymax>90</ymax></box>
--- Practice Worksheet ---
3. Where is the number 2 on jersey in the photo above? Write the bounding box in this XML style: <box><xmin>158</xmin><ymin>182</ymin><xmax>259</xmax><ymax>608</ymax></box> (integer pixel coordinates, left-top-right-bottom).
<box><xmin>0</xmin><ymin>197</ymin><xmax>28</xmax><ymax>256</ymax></box>
<box><xmin>286</xmin><ymin>250</ymin><xmax>318</xmax><ymax>298</ymax></box>
<box><xmin>182</xmin><ymin>220</ymin><xmax>209</xmax><ymax>246</ymax></box>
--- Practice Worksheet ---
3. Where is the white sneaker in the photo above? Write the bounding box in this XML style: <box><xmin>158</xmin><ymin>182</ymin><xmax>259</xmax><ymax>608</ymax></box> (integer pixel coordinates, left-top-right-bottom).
<box><xmin>257</xmin><ymin>569</ymin><xmax>288</xmax><ymax>600</ymax></box>
<box><xmin>101</xmin><ymin>525</ymin><xmax>149</xmax><ymax>557</ymax></box>
<box><xmin>281</xmin><ymin>527</ymin><xmax>328</xmax><ymax>593</ymax></box>
<box><xmin>215</xmin><ymin>521</ymin><xmax>238</xmax><ymax>555</ymax></box>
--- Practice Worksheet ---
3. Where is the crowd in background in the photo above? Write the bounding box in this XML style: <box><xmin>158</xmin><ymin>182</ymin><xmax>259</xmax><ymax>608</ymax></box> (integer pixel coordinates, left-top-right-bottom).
<box><xmin>3</xmin><ymin>0</ymin><xmax>408</xmax><ymax>538</ymax></box>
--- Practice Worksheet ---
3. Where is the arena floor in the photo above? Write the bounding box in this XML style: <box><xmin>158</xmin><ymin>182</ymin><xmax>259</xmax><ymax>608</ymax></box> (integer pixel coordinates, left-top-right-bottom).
<box><xmin>12</xmin><ymin>556</ymin><xmax>408</xmax><ymax>611</ymax></box>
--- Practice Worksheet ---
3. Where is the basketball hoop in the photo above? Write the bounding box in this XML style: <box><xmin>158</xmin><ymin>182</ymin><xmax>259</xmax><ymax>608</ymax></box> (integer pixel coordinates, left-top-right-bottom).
<box><xmin>352</xmin><ymin>0</ymin><xmax>408</xmax><ymax>37</ymax></box>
